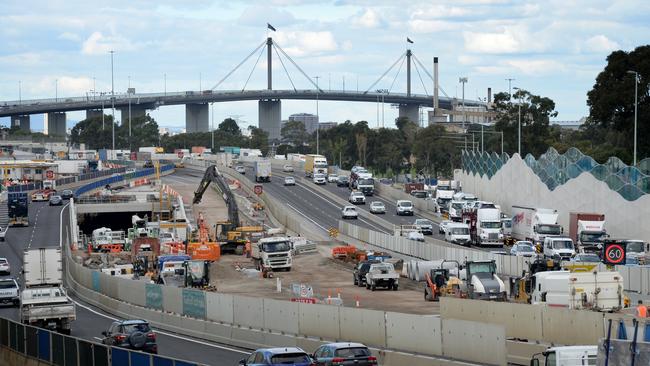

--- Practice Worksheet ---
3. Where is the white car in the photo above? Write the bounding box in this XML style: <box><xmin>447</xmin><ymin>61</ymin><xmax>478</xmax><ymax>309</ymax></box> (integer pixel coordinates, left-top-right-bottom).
<box><xmin>511</xmin><ymin>241</ymin><xmax>536</xmax><ymax>257</ymax></box>
<box><xmin>407</xmin><ymin>231</ymin><xmax>425</xmax><ymax>242</ymax></box>
<box><xmin>439</xmin><ymin>220</ymin><xmax>452</xmax><ymax>234</ymax></box>
<box><xmin>284</xmin><ymin>176</ymin><xmax>296</xmax><ymax>186</ymax></box>
<box><xmin>313</xmin><ymin>173</ymin><xmax>326</xmax><ymax>185</ymax></box>
<box><xmin>0</xmin><ymin>258</ymin><xmax>9</xmax><ymax>275</ymax></box>
<box><xmin>283</xmin><ymin>164</ymin><xmax>294</xmax><ymax>172</ymax></box>
<box><xmin>327</xmin><ymin>174</ymin><xmax>338</xmax><ymax>183</ymax></box>
<box><xmin>369</xmin><ymin>201</ymin><xmax>386</xmax><ymax>214</ymax></box>
<box><xmin>0</xmin><ymin>226</ymin><xmax>6</xmax><ymax>241</ymax></box>
<box><xmin>349</xmin><ymin>191</ymin><xmax>366</xmax><ymax>204</ymax></box>
<box><xmin>235</xmin><ymin>165</ymin><xmax>246</xmax><ymax>174</ymax></box>
<box><xmin>396</xmin><ymin>200</ymin><xmax>414</xmax><ymax>216</ymax></box>
<box><xmin>342</xmin><ymin>206</ymin><xmax>359</xmax><ymax>219</ymax></box>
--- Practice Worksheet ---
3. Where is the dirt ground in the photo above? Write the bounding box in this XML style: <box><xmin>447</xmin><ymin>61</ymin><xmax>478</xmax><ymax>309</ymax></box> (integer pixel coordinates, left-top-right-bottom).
<box><xmin>164</xmin><ymin>169</ymin><xmax>440</xmax><ymax>315</ymax></box>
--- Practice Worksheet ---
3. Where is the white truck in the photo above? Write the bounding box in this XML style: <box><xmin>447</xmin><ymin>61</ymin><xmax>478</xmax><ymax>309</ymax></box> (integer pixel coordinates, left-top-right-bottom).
<box><xmin>543</xmin><ymin>236</ymin><xmax>576</xmax><ymax>261</ymax></box>
<box><xmin>464</xmin><ymin>202</ymin><xmax>503</xmax><ymax>247</ymax></box>
<box><xmin>435</xmin><ymin>189</ymin><xmax>454</xmax><ymax>213</ymax></box>
<box><xmin>511</xmin><ymin>206</ymin><xmax>563</xmax><ymax>247</ymax></box>
<box><xmin>448</xmin><ymin>200</ymin><xmax>466</xmax><ymax>222</ymax></box>
<box><xmin>530</xmin><ymin>346</ymin><xmax>597</xmax><ymax>366</ymax></box>
<box><xmin>445</xmin><ymin>222</ymin><xmax>471</xmax><ymax>246</ymax></box>
<box><xmin>252</xmin><ymin>237</ymin><xmax>293</xmax><ymax>273</ymax></box>
<box><xmin>530</xmin><ymin>270</ymin><xmax>623</xmax><ymax>312</ymax></box>
<box><xmin>365</xmin><ymin>262</ymin><xmax>399</xmax><ymax>291</ymax></box>
<box><xmin>254</xmin><ymin>160</ymin><xmax>272</xmax><ymax>182</ymax></box>
<box><xmin>354</xmin><ymin>173</ymin><xmax>375</xmax><ymax>196</ymax></box>
<box><xmin>21</xmin><ymin>248</ymin><xmax>76</xmax><ymax>334</ymax></box>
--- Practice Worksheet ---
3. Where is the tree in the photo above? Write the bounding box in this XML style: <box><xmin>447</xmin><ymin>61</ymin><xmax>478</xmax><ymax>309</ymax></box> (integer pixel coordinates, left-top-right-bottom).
<box><xmin>70</xmin><ymin>115</ymin><xmax>117</xmax><ymax>149</ymax></box>
<box><xmin>249</xmin><ymin>126</ymin><xmax>269</xmax><ymax>154</ymax></box>
<box><xmin>281</xmin><ymin>120</ymin><xmax>309</xmax><ymax>147</ymax></box>
<box><xmin>412</xmin><ymin>125</ymin><xmax>459</xmax><ymax>178</ymax></box>
<box><xmin>218</xmin><ymin>118</ymin><xmax>241</xmax><ymax>136</ymax></box>
<box><xmin>118</xmin><ymin>114</ymin><xmax>160</xmax><ymax>150</ymax></box>
<box><xmin>586</xmin><ymin>45</ymin><xmax>650</xmax><ymax>163</ymax></box>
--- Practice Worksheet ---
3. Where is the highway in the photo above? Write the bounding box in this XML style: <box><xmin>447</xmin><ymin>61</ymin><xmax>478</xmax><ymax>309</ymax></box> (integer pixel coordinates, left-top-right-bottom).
<box><xmin>0</xmin><ymin>183</ymin><xmax>249</xmax><ymax>366</ymax></box>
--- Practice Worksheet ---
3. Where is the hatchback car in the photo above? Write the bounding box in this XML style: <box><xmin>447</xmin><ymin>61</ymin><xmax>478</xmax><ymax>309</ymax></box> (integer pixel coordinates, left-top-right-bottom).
<box><xmin>336</xmin><ymin>176</ymin><xmax>350</xmax><ymax>187</ymax></box>
<box><xmin>414</xmin><ymin>219</ymin><xmax>433</xmax><ymax>235</ymax></box>
<box><xmin>49</xmin><ymin>195</ymin><xmax>63</xmax><ymax>206</ymax></box>
<box><xmin>369</xmin><ymin>201</ymin><xmax>386</xmax><ymax>214</ymax></box>
<box><xmin>240</xmin><ymin>347</ymin><xmax>312</xmax><ymax>366</ymax></box>
<box><xmin>327</xmin><ymin>174</ymin><xmax>338</xmax><ymax>183</ymax></box>
<box><xmin>284</xmin><ymin>177</ymin><xmax>296</xmax><ymax>186</ymax></box>
<box><xmin>0</xmin><ymin>258</ymin><xmax>10</xmax><ymax>275</ymax></box>
<box><xmin>395</xmin><ymin>200</ymin><xmax>414</xmax><ymax>216</ymax></box>
<box><xmin>341</xmin><ymin>206</ymin><xmax>358</xmax><ymax>219</ymax></box>
<box><xmin>235</xmin><ymin>165</ymin><xmax>246</xmax><ymax>174</ymax></box>
<box><xmin>510</xmin><ymin>241</ymin><xmax>536</xmax><ymax>257</ymax></box>
<box><xmin>60</xmin><ymin>189</ymin><xmax>74</xmax><ymax>200</ymax></box>
<box><xmin>312</xmin><ymin>343</ymin><xmax>377</xmax><ymax>366</ymax></box>
<box><xmin>348</xmin><ymin>191</ymin><xmax>365</xmax><ymax>204</ymax></box>
<box><xmin>101</xmin><ymin>319</ymin><xmax>157</xmax><ymax>354</ymax></box>
<box><xmin>313</xmin><ymin>173</ymin><xmax>327</xmax><ymax>185</ymax></box>
<box><xmin>283</xmin><ymin>164</ymin><xmax>294</xmax><ymax>172</ymax></box>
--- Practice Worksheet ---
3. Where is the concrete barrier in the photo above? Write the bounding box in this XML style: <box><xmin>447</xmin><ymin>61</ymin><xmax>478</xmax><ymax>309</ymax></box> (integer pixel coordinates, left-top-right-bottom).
<box><xmin>385</xmin><ymin>312</ymin><xmax>442</xmax><ymax>356</ymax></box>
<box><xmin>541</xmin><ymin>306</ymin><xmax>604</xmax><ymax>345</ymax></box>
<box><xmin>206</xmin><ymin>292</ymin><xmax>234</xmax><ymax>324</ymax></box>
<box><xmin>339</xmin><ymin>307</ymin><xmax>386</xmax><ymax>348</ymax></box>
<box><xmin>233</xmin><ymin>296</ymin><xmax>264</xmax><ymax>329</ymax></box>
<box><xmin>263</xmin><ymin>299</ymin><xmax>299</xmax><ymax>335</ymax></box>
<box><xmin>442</xmin><ymin>318</ymin><xmax>507</xmax><ymax>365</ymax></box>
<box><xmin>298</xmin><ymin>303</ymin><xmax>341</xmax><ymax>341</ymax></box>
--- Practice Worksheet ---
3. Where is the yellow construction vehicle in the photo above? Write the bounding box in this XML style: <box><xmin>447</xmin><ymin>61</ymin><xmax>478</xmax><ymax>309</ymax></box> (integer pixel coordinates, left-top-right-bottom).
<box><xmin>512</xmin><ymin>258</ymin><xmax>561</xmax><ymax>303</ymax></box>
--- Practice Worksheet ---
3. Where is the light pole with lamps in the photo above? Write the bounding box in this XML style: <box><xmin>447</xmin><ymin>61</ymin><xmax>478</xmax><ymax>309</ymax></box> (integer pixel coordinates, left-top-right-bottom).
<box><xmin>627</xmin><ymin>70</ymin><xmax>639</xmax><ymax>166</ymax></box>
<box><xmin>459</xmin><ymin>77</ymin><xmax>468</xmax><ymax>130</ymax></box>
<box><xmin>314</xmin><ymin>76</ymin><xmax>320</xmax><ymax>155</ymax></box>
<box><xmin>513</xmin><ymin>87</ymin><xmax>522</xmax><ymax>156</ymax></box>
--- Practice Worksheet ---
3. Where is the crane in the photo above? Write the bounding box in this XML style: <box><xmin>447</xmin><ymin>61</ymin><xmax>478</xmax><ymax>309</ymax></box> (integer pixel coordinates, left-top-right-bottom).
<box><xmin>193</xmin><ymin>165</ymin><xmax>264</xmax><ymax>255</ymax></box>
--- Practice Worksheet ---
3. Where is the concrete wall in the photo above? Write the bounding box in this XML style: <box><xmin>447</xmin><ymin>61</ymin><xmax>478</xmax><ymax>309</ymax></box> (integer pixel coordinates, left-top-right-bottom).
<box><xmin>455</xmin><ymin>154</ymin><xmax>650</xmax><ymax>242</ymax></box>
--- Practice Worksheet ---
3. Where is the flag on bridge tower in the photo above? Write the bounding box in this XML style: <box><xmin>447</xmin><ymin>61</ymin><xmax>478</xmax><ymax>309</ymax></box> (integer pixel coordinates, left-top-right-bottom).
<box><xmin>267</xmin><ymin>23</ymin><xmax>276</xmax><ymax>32</ymax></box>
<box><xmin>407</xmin><ymin>37</ymin><xmax>414</xmax><ymax>44</ymax></box>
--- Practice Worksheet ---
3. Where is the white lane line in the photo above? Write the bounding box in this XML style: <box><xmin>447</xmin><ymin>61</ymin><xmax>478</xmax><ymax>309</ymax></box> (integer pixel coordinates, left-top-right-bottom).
<box><xmin>70</xmin><ymin>298</ymin><xmax>248</xmax><ymax>354</ymax></box>
<box><xmin>285</xmin><ymin>203</ymin><xmax>328</xmax><ymax>231</ymax></box>
<box><xmin>93</xmin><ymin>337</ymin><xmax>103</xmax><ymax>341</ymax></box>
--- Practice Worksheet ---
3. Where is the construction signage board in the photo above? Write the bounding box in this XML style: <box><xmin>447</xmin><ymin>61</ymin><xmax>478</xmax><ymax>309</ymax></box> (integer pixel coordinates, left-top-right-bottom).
<box><xmin>182</xmin><ymin>288</ymin><xmax>206</xmax><ymax>319</ymax></box>
<box><xmin>603</xmin><ymin>242</ymin><xmax>626</xmax><ymax>265</ymax></box>
<box><xmin>145</xmin><ymin>283</ymin><xmax>163</xmax><ymax>310</ymax></box>
<box><xmin>254</xmin><ymin>184</ymin><xmax>263</xmax><ymax>195</ymax></box>
<box><xmin>291</xmin><ymin>298</ymin><xmax>316</xmax><ymax>304</ymax></box>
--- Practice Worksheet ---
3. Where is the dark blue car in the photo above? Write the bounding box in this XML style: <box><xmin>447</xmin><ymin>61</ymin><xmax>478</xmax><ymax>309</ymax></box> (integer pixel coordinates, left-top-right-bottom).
<box><xmin>240</xmin><ymin>347</ymin><xmax>312</xmax><ymax>366</ymax></box>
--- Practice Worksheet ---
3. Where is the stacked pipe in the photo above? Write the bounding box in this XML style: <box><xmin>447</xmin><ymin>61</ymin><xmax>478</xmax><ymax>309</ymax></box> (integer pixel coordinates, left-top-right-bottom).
<box><xmin>403</xmin><ymin>260</ymin><xmax>461</xmax><ymax>282</ymax></box>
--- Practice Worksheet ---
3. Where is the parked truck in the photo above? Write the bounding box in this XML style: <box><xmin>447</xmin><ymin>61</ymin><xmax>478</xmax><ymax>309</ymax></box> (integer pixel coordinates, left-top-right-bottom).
<box><xmin>254</xmin><ymin>160</ymin><xmax>272</xmax><ymax>182</ymax></box>
<box><xmin>365</xmin><ymin>262</ymin><xmax>399</xmax><ymax>291</ymax></box>
<box><xmin>252</xmin><ymin>236</ymin><xmax>293</xmax><ymax>274</ymax></box>
<box><xmin>462</xmin><ymin>202</ymin><xmax>503</xmax><ymax>247</ymax></box>
<box><xmin>569</xmin><ymin>212</ymin><xmax>607</xmax><ymax>253</ymax></box>
<box><xmin>511</xmin><ymin>206</ymin><xmax>563</xmax><ymax>247</ymax></box>
<box><xmin>8</xmin><ymin>192</ymin><xmax>29</xmax><ymax>227</ymax></box>
<box><xmin>460</xmin><ymin>260</ymin><xmax>507</xmax><ymax>301</ymax></box>
<box><xmin>21</xmin><ymin>248</ymin><xmax>76</xmax><ymax>334</ymax></box>
<box><xmin>304</xmin><ymin>154</ymin><xmax>328</xmax><ymax>178</ymax></box>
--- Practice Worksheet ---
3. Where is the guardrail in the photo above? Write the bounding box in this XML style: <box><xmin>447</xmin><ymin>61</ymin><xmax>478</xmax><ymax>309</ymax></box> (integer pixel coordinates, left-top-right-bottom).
<box><xmin>0</xmin><ymin>316</ymin><xmax>205</xmax><ymax>366</ymax></box>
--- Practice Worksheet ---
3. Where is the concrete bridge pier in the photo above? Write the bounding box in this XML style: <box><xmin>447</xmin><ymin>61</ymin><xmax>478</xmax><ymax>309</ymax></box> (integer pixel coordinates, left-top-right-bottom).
<box><xmin>86</xmin><ymin>109</ymin><xmax>104</xmax><ymax>120</ymax></box>
<box><xmin>259</xmin><ymin>99</ymin><xmax>281</xmax><ymax>141</ymax></box>
<box><xmin>398</xmin><ymin>104</ymin><xmax>420</xmax><ymax>125</ymax></box>
<box><xmin>44</xmin><ymin>112</ymin><xmax>66</xmax><ymax>136</ymax></box>
<box><xmin>10</xmin><ymin>115</ymin><xmax>31</xmax><ymax>131</ymax></box>
<box><xmin>186</xmin><ymin>103</ymin><xmax>209</xmax><ymax>133</ymax></box>
<box><xmin>119</xmin><ymin>105</ymin><xmax>147</xmax><ymax>124</ymax></box>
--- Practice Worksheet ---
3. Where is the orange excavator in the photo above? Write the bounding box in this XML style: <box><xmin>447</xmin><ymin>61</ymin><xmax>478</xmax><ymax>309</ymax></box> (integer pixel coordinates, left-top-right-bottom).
<box><xmin>186</xmin><ymin>212</ymin><xmax>221</xmax><ymax>261</ymax></box>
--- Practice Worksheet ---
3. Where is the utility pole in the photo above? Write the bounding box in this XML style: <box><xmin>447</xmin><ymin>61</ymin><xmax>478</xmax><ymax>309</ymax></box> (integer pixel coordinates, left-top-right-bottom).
<box><xmin>627</xmin><ymin>70</ymin><xmax>639</xmax><ymax>166</ymax></box>
<box><xmin>18</xmin><ymin>81</ymin><xmax>21</xmax><ymax>105</ymax></box>
<box><xmin>459</xmin><ymin>77</ymin><xmax>468</xmax><ymax>130</ymax></box>
<box><xmin>514</xmin><ymin>87</ymin><xmax>522</xmax><ymax>156</ymax></box>
<box><xmin>211</xmin><ymin>103</ymin><xmax>215</xmax><ymax>151</ymax></box>
<box><xmin>342</xmin><ymin>75</ymin><xmax>345</xmax><ymax>92</ymax></box>
<box><xmin>110</xmin><ymin>50</ymin><xmax>116</xmax><ymax>150</ymax></box>
<box><xmin>506</xmin><ymin>78</ymin><xmax>515</xmax><ymax>100</ymax></box>
<box><xmin>314</xmin><ymin>76</ymin><xmax>320</xmax><ymax>155</ymax></box>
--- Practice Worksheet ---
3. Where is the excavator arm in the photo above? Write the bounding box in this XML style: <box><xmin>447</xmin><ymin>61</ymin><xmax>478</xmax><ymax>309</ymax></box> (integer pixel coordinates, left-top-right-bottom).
<box><xmin>193</xmin><ymin>165</ymin><xmax>240</xmax><ymax>227</ymax></box>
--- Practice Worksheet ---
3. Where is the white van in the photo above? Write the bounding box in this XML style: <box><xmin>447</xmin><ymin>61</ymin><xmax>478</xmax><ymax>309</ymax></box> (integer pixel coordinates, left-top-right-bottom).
<box><xmin>543</xmin><ymin>236</ymin><xmax>575</xmax><ymax>261</ymax></box>
<box><xmin>445</xmin><ymin>223</ymin><xmax>471</xmax><ymax>246</ymax></box>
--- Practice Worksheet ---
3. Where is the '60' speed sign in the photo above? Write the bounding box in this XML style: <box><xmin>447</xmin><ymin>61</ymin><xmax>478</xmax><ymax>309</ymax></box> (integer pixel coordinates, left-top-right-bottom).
<box><xmin>603</xmin><ymin>242</ymin><xmax>626</xmax><ymax>265</ymax></box>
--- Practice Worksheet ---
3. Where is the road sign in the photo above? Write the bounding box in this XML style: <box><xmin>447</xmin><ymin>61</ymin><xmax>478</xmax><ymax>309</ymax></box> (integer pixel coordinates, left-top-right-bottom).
<box><xmin>328</xmin><ymin>227</ymin><xmax>339</xmax><ymax>238</ymax></box>
<box><xmin>291</xmin><ymin>298</ymin><xmax>316</xmax><ymax>304</ymax></box>
<box><xmin>253</xmin><ymin>184</ymin><xmax>263</xmax><ymax>195</ymax></box>
<box><xmin>603</xmin><ymin>242</ymin><xmax>626</xmax><ymax>265</ymax></box>
<box><xmin>45</xmin><ymin>170</ymin><xmax>54</xmax><ymax>179</ymax></box>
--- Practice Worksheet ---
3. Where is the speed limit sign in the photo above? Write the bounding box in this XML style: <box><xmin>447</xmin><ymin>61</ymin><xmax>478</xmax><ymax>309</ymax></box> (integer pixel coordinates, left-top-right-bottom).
<box><xmin>253</xmin><ymin>184</ymin><xmax>263</xmax><ymax>196</ymax></box>
<box><xmin>603</xmin><ymin>241</ymin><xmax>626</xmax><ymax>265</ymax></box>
<box><xmin>46</xmin><ymin>170</ymin><xmax>54</xmax><ymax>179</ymax></box>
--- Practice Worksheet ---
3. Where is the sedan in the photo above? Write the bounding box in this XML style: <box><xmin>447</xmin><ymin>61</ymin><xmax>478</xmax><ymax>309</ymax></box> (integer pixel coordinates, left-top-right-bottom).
<box><xmin>342</xmin><ymin>206</ymin><xmax>358</xmax><ymax>219</ymax></box>
<box><xmin>407</xmin><ymin>231</ymin><xmax>425</xmax><ymax>242</ymax></box>
<box><xmin>283</xmin><ymin>164</ymin><xmax>294</xmax><ymax>172</ymax></box>
<box><xmin>439</xmin><ymin>220</ymin><xmax>452</xmax><ymax>234</ymax></box>
<box><xmin>235</xmin><ymin>165</ymin><xmax>246</xmax><ymax>174</ymax></box>
<box><xmin>312</xmin><ymin>342</ymin><xmax>378</xmax><ymax>366</ymax></box>
<box><xmin>49</xmin><ymin>195</ymin><xmax>63</xmax><ymax>206</ymax></box>
<box><xmin>284</xmin><ymin>177</ymin><xmax>296</xmax><ymax>186</ymax></box>
<box><xmin>414</xmin><ymin>219</ymin><xmax>434</xmax><ymax>235</ymax></box>
<box><xmin>369</xmin><ymin>201</ymin><xmax>386</xmax><ymax>214</ymax></box>
<box><xmin>60</xmin><ymin>189</ymin><xmax>74</xmax><ymax>200</ymax></box>
<box><xmin>0</xmin><ymin>258</ymin><xmax>10</xmax><ymax>275</ymax></box>
<box><xmin>510</xmin><ymin>241</ymin><xmax>536</xmax><ymax>257</ymax></box>
<box><xmin>327</xmin><ymin>174</ymin><xmax>338</xmax><ymax>183</ymax></box>
<box><xmin>336</xmin><ymin>176</ymin><xmax>350</xmax><ymax>187</ymax></box>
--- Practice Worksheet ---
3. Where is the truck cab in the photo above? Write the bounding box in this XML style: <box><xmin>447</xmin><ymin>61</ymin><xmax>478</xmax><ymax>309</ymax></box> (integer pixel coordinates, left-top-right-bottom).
<box><xmin>464</xmin><ymin>260</ymin><xmax>506</xmax><ymax>301</ymax></box>
<box><xmin>624</xmin><ymin>240</ymin><xmax>650</xmax><ymax>265</ymax></box>
<box><xmin>577</xmin><ymin>220</ymin><xmax>607</xmax><ymax>253</ymax></box>
<box><xmin>476</xmin><ymin>202</ymin><xmax>503</xmax><ymax>246</ymax></box>
<box><xmin>530</xmin><ymin>346</ymin><xmax>597</xmax><ymax>366</ymax></box>
<box><xmin>355</xmin><ymin>174</ymin><xmax>375</xmax><ymax>196</ymax></box>
<box><xmin>448</xmin><ymin>200</ymin><xmax>465</xmax><ymax>222</ymax></box>
<box><xmin>543</xmin><ymin>237</ymin><xmax>575</xmax><ymax>261</ymax></box>
<box><xmin>252</xmin><ymin>237</ymin><xmax>293</xmax><ymax>272</ymax></box>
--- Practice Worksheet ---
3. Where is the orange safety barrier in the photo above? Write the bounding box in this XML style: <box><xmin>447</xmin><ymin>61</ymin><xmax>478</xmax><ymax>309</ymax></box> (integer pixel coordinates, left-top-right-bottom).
<box><xmin>162</xmin><ymin>242</ymin><xmax>185</xmax><ymax>254</ymax></box>
<box><xmin>187</xmin><ymin>242</ymin><xmax>220</xmax><ymax>261</ymax></box>
<box><xmin>331</xmin><ymin>245</ymin><xmax>357</xmax><ymax>259</ymax></box>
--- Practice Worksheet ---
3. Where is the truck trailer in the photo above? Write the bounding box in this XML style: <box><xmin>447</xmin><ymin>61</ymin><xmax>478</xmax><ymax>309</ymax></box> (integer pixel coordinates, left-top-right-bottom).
<box><xmin>304</xmin><ymin>154</ymin><xmax>328</xmax><ymax>178</ymax></box>
<box><xmin>254</xmin><ymin>160</ymin><xmax>272</xmax><ymax>182</ymax></box>
<box><xmin>569</xmin><ymin>212</ymin><xmax>606</xmax><ymax>253</ymax></box>
<box><xmin>511</xmin><ymin>206</ymin><xmax>563</xmax><ymax>246</ymax></box>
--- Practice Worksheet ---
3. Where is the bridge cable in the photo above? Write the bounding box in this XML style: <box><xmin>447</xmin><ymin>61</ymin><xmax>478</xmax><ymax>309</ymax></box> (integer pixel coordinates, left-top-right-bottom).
<box><xmin>364</xmin><ymin>52</ymin><xmax>405</xmax><ymax>94</ymax></box>
<box><xmin>273</xmin><ymin>41</ymin><xmax>323</xmax><ymax>92</ymax></box>
<box><xmin>412</xmin><ymin>59</ymin><xmax>429</xmax><ymax>96</ymax></box>
<box><xmin>241</xmin><ymin>44</ymin><xmax>267</xmax><ymax>92</ymax></box>
<box><xmin>273</xmin><ymin>45</ymin><xmax>297</xmax><ymax>92</ymax></box>
<box><xmin>388</xmin><ymin>54</ymin><xmax>406</xmax><ymax>94</ymax></box>
<box><xmin>412</xmin><ymin>53</ymin><xmax>449</xmax><ymax>98</ymax></box>
<box><xmin>211</xmin><ymin>39</ymin><xmax>266</xmax><ymax>90</ymax></box>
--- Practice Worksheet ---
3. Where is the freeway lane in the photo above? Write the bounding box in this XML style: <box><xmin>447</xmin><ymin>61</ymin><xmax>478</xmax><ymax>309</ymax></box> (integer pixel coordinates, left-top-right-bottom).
<box><xmin>0</xmin><ymin>187</ymin><xmax>249</xmax><ymax>366</ymax></box>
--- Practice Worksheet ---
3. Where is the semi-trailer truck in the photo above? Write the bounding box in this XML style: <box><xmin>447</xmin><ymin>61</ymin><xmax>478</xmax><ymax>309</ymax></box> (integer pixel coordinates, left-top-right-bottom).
<box><xmin>511</xmin><ymin>206</ymin><xmax>563</xmax><ymax>247</ymax></box>
<box><xmin>568</xmin><ymin>212</ymin><xmax>606</xmax><ymax>253</ymax></box>
<box><xmin>254</xmin><ymin>160</ymin><xmax>272</xmax><ymax>182</ymax></box>
<box><xmin>304</xmin><ymin>154</ymin><xmax>328</xmax><ymax>178</ymax></box>
<box><xmin>462</xmin><ymin>202</ymin><xmax>503</xmax><ymax>247</ymax></box>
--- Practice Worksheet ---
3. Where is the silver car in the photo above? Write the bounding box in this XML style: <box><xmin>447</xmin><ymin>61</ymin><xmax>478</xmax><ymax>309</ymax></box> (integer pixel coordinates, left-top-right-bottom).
<box><xmin>510</xmin><ymin>241</ymin><xmax>536</xmax><ymax>257</ymax></box>
<box><xmin>284</xmin><ymin>176</ymin><xmax>296</xmax><ymax>186</ymax></box>
<box><xmin>0</xmin><ymin>258</ymin><xmax>9</xmax><ymax>275</ymax></box>
<box><xmin>369</xmin><ymin>201</ymin><xmax>386</xmax><ymax>214</ymax></box>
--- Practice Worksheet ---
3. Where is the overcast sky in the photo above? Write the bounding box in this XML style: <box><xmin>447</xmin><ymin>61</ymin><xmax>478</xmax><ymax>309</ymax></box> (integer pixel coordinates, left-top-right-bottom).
<box><xmin>1</xmin><ymin>0</ymin><xmax>648</xmax><ymax>131</ymax></box>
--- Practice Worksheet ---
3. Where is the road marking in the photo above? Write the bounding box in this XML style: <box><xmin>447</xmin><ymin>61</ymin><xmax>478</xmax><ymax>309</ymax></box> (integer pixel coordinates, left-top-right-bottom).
<box><xmin>93</xmin><ymin>337</ymin><xmax>103</xmax><ymax>341</ymax></box>
<box><xmin>70</xmin><ymin>298</ymin><xmax>249</xmax><ymax>354</ymax></box>
<box><xmin>285</xmin><ymin>203</ymin><xmax>328</xmax><ymax>231</ymax></box>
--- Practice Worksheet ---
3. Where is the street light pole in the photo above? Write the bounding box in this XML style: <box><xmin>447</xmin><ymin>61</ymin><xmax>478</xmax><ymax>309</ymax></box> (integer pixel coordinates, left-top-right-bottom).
<box><xmin>459</xmin><ymin>77</ymin><xmax>468</xmax><ymax>130</ymax></box>
<box><xmin>627</xmin><ymin>70</ymin><xmax>639</xmax><ymax>166</ymax></box>
<box><xmin>110</xmin><ymin>50</ymin><xmax>116</xmax><ymax>150</ymax></box>
<box><xmin>211</xmin><ymin>103</ymin><xmax>215</xmax><ymax>151</ymax></box>
<box><xmin>506</xmin><ymin>78</ymin><xmax>515</xmax><ymax>100</ymax></box>
<box><xmin>514</xmin><ymin>87</ymin><xmax>522</xmax><ymax>156</ymax></box>
<box><xmin>18</xmin><ymin>81</ymin><xmax>21</xmax><ymax>105</ymax></box>
<box><xmin>55</xmin><ymin>79</ymin><xmax>58</xmax><ymax>102</ymax></box>
<box><xmin>314</xmin><ymin>76</ymin><xmax>320</xmax><ymax>155</ymax></box>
